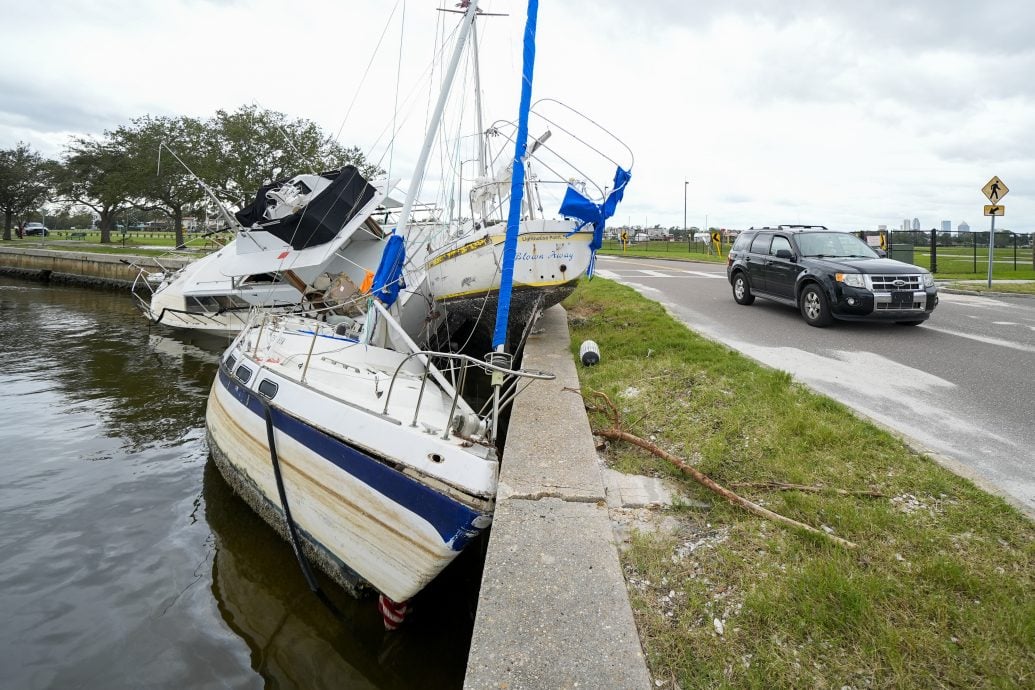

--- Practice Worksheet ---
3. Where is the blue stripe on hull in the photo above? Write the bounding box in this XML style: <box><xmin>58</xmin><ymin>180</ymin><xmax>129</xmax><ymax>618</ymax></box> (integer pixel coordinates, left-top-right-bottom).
<box><xmin>217</xmin><ymin>367</ymin><xmax>488</xmax><ymax>551</ymax></box>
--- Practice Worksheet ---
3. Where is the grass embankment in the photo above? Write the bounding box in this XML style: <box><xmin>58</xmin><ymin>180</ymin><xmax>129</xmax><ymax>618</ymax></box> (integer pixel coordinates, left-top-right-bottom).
<box><xmin>597</xmin><ymin>241</ymin><xmax>726</xmax><ymax>264</ymax></box>
<box><xmin>597</xmin><ymin>240</ymin><xmax>1035</xmax><ymax>279</ymax></box>
<box><xmin>563</xmin><ymin>278</ymin><xmax>1034</xmax><ymax>689</ymax></box>
<box><xmin>2</xmin><ymin>231</ymin><xmax>225</xmax><ymax>258</ymax></box>
<box><xmin>945</xmin><ymin>281</ymin><xmax>1035</xmax><ymax>296</ymax></box>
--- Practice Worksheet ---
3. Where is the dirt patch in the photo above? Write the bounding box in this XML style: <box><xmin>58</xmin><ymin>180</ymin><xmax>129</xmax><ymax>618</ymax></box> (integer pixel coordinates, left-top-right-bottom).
<box><xmin>566</xmin><ymin>300</ymin><xmax>605</xmax><ymax>325</ymax></box>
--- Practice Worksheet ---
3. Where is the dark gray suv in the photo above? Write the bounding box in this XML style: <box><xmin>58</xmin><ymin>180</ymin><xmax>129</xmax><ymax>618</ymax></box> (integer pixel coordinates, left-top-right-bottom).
<box><xmin>726</xmin><ymin>225</ymin><xmax>938</xmax><ymax>327</ymax></box>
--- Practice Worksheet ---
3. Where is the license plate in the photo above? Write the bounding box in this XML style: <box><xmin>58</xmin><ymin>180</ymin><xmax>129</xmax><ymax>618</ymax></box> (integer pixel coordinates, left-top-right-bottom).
<box><xmin>890</xmin><ymin>291</ymin><xmax>914</xmax><ymax>307</ymax></box>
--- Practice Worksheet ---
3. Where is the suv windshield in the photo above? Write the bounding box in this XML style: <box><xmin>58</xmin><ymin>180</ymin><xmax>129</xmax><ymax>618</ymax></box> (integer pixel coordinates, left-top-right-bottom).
<box><xmin>796</xmin><ymin>232</ymin><xmax>877</xmax><ymax>259</ymax></box>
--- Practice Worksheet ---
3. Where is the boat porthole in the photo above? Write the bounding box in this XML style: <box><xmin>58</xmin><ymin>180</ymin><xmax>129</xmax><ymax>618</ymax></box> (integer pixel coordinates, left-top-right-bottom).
<box><xmin>560</xmin><ymin>264</ymin><xmax>567</xmax><ymax>272</ymax></box>
<box><xmin>257</xmin><ymin>379</ymin><xmax>279</xmax><ymax>399</ymax></box>
<box><xmin>429</xmin><ymin>453</ymin><xmax>445</xmax><ymax>464</ymax></box>
<box><xmin>234</xmin><ymin>364</ymin><xmax>253</xmax><ymax>384</ymax></box>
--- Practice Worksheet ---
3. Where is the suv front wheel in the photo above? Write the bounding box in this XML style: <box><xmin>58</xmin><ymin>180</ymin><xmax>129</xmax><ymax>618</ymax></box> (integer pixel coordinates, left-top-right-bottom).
<box><xmin>732</xmin><ymin>272</ymin><xmax>755</xmax><ymax>305</ymax></box>
<box><xmin>799</xmin><ymin>284</ymin><xmax>832</xmax><ymax>327</ymax></box>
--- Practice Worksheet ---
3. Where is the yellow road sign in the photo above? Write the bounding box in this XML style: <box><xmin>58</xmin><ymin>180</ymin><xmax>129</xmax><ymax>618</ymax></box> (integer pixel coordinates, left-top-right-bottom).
<box><xmin>982</xmin><ymin>176</ymin><xmax>1008</xmax><ymax>203</ymax></box>
<box><xmin>984</xmin><ymin>204</ymin><xmax>1005</xmax><ymax>217</ymax></box>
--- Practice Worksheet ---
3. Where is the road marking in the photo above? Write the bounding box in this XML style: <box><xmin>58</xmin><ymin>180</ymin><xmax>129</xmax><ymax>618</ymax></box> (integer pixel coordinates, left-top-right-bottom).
<box><xmin>992</xmin><ymin>321</ymin><xmax>1019</xmax><ymax>326</ymax></box>
<box><xmin>594</xmin><ymin>269</ymin><xmax>620</xmax><ymax>280</ymax></box>
<box><xmin>921</xmin><ymin>325</ymin><xmax>1035</xmax><ymax>353</ymax></box>
<box><xmin>638</xmin><ymin>270</ymin><xmax>672</xmax><ymax>277</ymax></box>
<box><xmin>682</xmin><ymin>270</ymin><xmax>725</xmax><ymax>279</ymax></box>
<box><xmin>729</xmin><ymin>344</ymin><xmax>957</xmax><ymax>393</ymax></box>
<box><xmin>939</xmin><ymin>293</ymin><xmax>1021</xmax><ymax>308</ymax></box>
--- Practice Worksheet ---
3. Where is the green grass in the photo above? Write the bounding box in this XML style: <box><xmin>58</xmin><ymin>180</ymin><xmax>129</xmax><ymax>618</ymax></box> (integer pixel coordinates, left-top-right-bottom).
<box><xmin>945</xmin><ymin>281</ymin><xmax>1035</xmax><ymax>295</ymax></box>
<box><xmin>563</xmin><ymin>278</ymin><xmax>1034</xmax><ymax>689</ymax></box>
<box><xmin>1</xmin><ymin>231</ymin><xmax>225</xmax><ymax>257</ymax></box>
<box><xmin>598</xmin><ymin>240</ymin><xmax>727</xmax><ymax>264</ymax></box>
<box><xmin>597</xmin><ymin>240</ymin><xmax>1035</xmax><ymax>277</ymax></box>
<box><xmin>899</xmin><ymin>246</ymin><xmax>1035</xmax><ymax>279</ymax></box>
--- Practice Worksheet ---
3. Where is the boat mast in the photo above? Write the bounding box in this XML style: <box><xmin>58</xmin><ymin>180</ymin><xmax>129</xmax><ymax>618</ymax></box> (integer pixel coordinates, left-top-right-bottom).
<box><xmin>394</xmin><ymin>0</ymin><xmax>480</xmax><ymax>240</ymax></box>
<box><xmin>471</xmin><ymin>19</ymin><xmax>488</xmax><ymax>222</ymax></box>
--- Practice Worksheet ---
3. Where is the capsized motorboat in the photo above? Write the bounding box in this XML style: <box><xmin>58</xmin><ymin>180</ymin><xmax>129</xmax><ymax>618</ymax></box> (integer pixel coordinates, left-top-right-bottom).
<box><xmin>132</xmin><ymin>165</ymin><xmax>396</xmax><ymax>335</ymax></box>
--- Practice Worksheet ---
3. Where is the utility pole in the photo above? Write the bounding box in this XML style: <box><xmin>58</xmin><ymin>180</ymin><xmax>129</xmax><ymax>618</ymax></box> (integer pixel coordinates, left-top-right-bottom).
<box><xmin>684</xmin><ymin>180</ymin><xmax>688</xmax><ymax>251</ymax></box>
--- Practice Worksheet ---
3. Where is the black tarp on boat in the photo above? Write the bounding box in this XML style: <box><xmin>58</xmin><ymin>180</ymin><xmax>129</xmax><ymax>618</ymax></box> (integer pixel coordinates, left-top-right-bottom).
<box><xmin>234</xmin><ymin>165</ymin><xmax>378</xmax><ymax>250</ymax></box>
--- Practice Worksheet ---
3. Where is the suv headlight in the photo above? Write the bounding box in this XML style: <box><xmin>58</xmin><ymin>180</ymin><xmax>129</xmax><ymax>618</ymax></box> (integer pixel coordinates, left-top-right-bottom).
<box><xmin>922</xmin><ymin>272</ymin><xmax>935</xmax><ymax>287</ymax></box>
<box><xmin>835</xmin><ymin>272</ymin><xmax>866</xmax><ymax>288</ymax></box>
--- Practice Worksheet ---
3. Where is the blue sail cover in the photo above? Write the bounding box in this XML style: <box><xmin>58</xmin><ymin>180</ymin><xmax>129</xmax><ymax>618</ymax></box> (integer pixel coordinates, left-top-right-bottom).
<box><xmin>559</xmin><ymin>166</ymin><xmax>632</xmax><ymax>277</ymax></box>
<box><xmin>371</xmin><ymin>234</ymin><xmax>406</xmax><ymax>307</ymax></box>
<box><xmin>492</xmin><ymin>0</ymin><xmax>539</xmax><ymax>351</ymax></box>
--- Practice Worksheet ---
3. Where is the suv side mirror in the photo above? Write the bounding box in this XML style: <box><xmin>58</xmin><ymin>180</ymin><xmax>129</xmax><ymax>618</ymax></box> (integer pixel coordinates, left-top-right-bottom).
<box><xmin>775</xmin><ymin>249</ymin><xmax>793</xmax><ymax>260</ymax></box>
<box><xmin>875</xmin><ymin>248</ymin><xmax>887</xmax><ymax>258</ymax></box>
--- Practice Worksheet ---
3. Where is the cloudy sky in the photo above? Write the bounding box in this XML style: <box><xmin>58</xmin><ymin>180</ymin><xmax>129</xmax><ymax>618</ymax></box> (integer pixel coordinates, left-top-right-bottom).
<box><xmin>2</xmin><ymin>0</ymin><xmax>1033</xmax><ymax>233</ymax></box>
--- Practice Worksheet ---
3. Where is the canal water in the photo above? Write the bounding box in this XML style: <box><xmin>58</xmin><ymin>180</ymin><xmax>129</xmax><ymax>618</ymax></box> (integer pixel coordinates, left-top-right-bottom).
<box><xmin>0</xmin><ymin>276</ymin><xmax>482</xmax><ymax>689</ymax></box>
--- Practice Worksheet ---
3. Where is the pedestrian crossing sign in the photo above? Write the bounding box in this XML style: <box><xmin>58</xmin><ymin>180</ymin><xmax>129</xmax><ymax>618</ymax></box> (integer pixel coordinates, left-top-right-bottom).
<box><xmin>982</xmin><ymin>176</ymin><xmax>1008</xmax><ymax>203</ymax></box>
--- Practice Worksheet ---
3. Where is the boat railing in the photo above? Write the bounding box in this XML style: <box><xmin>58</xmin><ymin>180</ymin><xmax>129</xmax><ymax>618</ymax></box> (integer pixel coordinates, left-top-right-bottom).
<box><xmin>382</xmin><ymin>350</ymin><xmax>554</xmax><ymax>443</ymax></box>
<box><xmin>127</xmin><ymin>230</ymin><xmax>230</xmax><ymax>297</ymax></box>
<box><xmin>242</xmin><ymin>304</ymin><xmax>553</xmax><ymax>444</ymax></box>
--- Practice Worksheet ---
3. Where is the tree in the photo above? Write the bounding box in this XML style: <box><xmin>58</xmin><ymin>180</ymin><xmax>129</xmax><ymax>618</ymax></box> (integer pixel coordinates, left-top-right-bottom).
<box><xmin>0</xmin><ymin>142</ymin><xmax>52</xmax><ymax>240</ymax></box>
<box><xmin>116</xmin><ymin>115</ymin><xmax>213</xmax><ymax>248</ymax></box>
<box><xmin>209</xmin><ymin>105</ymin><xmax>384</xmax><ymax>207</ymax></box>
<box><xmin>54</xmin><ymin>135</ymin><xmax>134</xmax><ymax>244</ymax></box>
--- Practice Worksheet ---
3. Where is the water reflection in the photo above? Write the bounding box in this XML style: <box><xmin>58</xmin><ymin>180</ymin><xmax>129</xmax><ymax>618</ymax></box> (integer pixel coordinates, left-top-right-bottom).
<box><xmin>0</xmin><ymin>277</ymin><xmax>479</xmax><ymax>689</ymax></box>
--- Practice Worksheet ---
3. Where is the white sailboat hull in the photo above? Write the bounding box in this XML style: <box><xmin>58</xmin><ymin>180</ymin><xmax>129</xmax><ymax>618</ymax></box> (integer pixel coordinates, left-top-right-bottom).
<box><xmin>206</xmin><ymin>320</ymin><xmax>497</xmax><ymax>602</ymax></box>
<box><xmin>426</xmin><ymin>219</ymin><xmax>591</xmax><ymax>323</ymax></box>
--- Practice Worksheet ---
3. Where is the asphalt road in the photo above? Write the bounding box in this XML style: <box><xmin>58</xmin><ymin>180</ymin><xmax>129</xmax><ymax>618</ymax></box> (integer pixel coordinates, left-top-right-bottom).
<box><xmin>596</xmin><ymin>254</ymin><xmax>1035</xmax><ymax>517</ymax></box>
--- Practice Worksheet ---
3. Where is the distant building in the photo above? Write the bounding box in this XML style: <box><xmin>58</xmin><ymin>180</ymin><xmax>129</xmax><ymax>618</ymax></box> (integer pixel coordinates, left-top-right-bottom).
<box><xmin>941</xmin><ymin>220</ymin><xmax>951</xmax><ymax>233</ymax></box>
<box><xmin>958</xmin><ymin>221</ymin><xmax>971</xmax><ymax>233</ymax></box>
<box><xmin>902</xmin><ymin>219</ymin><xmax>910</xmax><ymax>231</ymax></box>
<box><xmin>877</xmin><ymin>224</ymin><xmax>887</xmax><ymax>231</ymax></box>
<box><xmin>912</xmin><ymin>217</ymin><xmax>920</xmax><ymax>230</ymax></box>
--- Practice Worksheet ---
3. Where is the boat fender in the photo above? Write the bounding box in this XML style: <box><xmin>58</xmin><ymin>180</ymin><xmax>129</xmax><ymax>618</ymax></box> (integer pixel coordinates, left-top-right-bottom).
<box><xmin>452</xmin><ymin>412</ymin><xmax>487</xmax><ymax>439</ymax></box>
<box><xmin>579</xmin><ymin>340</ymin><xmax>601</xmax><ymax>366</ymax></box>
<box><xmin>378</xmin><ymin>594</ymin><xmax>410</xmax><ymax>631</ymax></box>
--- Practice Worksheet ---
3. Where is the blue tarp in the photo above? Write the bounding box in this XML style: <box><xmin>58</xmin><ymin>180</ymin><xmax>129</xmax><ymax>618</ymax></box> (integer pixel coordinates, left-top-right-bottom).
<box><xmin>559</xmin><ymin>166</ymin><xmax>632</xmax><ymax>277</ymax></box>
<box><xmin>371</xmin><ymin>234</ymin><xmax>406</xmax><ymax>307</ymax></box>
<box><xmin>491</xmin><ymin>0</ymin><xmax>539</xmax><ymax>351</ymax></box>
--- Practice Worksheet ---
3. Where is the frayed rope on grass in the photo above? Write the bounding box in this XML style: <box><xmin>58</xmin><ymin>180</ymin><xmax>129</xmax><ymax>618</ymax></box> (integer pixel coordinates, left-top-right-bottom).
<box><xmin>573</xmin><ymin>387</ymin><xmax>859</xmax><ymax>550</ymax></box>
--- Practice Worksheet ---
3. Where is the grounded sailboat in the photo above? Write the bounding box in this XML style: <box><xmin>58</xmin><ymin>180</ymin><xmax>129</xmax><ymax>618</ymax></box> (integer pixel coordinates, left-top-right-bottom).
<box><xmin>205</xmin><ymin>0</ymin><xmax>554</xmax><ymax>626</ymax></box>
<box><xmin>424</xmin><ymin>73</ymin><xmax>634</xmax><ymax>338</ymax></box>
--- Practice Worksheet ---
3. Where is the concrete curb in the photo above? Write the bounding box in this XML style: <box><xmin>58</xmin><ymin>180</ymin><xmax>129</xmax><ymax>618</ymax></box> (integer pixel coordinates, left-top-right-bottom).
<box><xmin>465</xmin><ymin>306</ymin><xmax>652</xmax><ymax>689</ymax></box>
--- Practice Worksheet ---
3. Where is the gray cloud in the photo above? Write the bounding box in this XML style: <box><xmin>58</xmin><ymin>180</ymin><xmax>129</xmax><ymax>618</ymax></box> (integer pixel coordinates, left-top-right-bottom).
<box><xmin>583</xmin><ymin>1</ymin><xmax>1035</xmax><ymax>55</ymax></box>
<box><xmin>0</xmin><ymin>78</ymin><xmax>125</xmax><ymax>138</ymax></box>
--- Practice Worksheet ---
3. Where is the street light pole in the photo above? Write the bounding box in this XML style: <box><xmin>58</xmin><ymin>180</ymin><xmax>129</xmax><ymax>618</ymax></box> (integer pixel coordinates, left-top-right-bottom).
<box><xmin>684</xmin><ymin>180</ymin><xmax>688</xmax><ymax>251</ymax></box>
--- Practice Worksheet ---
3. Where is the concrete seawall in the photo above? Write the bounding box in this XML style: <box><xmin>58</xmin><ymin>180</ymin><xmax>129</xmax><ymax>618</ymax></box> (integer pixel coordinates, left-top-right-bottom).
<box><xmin>0</xmin><ymin>246</ymin><xmax>186</xmax><ymax>289</ymax></box>
<box><xmin>465</xmin><ymin>306</ymin><xmax>652</xmax><ymax>689</ymax></box>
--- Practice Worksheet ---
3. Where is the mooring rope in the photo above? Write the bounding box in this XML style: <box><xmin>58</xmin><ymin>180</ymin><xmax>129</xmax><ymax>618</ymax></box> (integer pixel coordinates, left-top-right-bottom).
<box><xmin>260</xmin><ymin>400</ymin><xmax>347</xmax><ymax>619</ymax></box>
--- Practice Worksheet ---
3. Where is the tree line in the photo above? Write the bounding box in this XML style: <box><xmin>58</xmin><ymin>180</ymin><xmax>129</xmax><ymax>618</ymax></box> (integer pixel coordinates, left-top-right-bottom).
<box><xmin>0</xmin><ymin>105</ymin><xmax>382</xmax><ymax>246</ymax></box>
